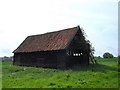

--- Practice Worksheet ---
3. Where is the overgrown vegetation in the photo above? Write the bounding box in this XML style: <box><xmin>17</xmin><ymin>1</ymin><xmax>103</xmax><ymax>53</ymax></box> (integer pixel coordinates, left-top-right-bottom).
<box><xmin>2</xmin><ymin>58</ymin><xmax>118</xmax><ymax>88</ymax></box>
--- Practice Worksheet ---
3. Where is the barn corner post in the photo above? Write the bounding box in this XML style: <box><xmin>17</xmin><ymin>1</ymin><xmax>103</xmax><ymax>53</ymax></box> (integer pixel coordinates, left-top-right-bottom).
<box><xmin>56</xmin><ymin>50</ymin><xmax>67</xmax><ymax>69</ymax></box>
<box><xmin>13</xmin><ymin>53</ymin><xmax>21</xmax><ymax>66</ymax></box>
<box><xmin>82</xmin><ymin>44</ymin><xmax>90</xmax><ymax>65</ymax></box>
<box><xmin>13</xmin><ymin>53</ymin><xmax>18</xmax><ymax>65</ymax></box>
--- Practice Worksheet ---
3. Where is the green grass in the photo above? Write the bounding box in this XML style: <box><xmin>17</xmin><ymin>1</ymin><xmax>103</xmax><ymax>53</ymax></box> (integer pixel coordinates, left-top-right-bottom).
<box><xmin>2</xmin><ymin>58</ymin><xmax>118</xmax><ymax>88</ymax></box>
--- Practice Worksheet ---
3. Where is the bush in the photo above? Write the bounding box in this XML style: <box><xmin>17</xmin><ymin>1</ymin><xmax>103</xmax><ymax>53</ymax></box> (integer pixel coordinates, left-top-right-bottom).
<box><xmin>103</xmin><ymin>52</ymin><xmax>113</xmax><ymax>58</ymax></box>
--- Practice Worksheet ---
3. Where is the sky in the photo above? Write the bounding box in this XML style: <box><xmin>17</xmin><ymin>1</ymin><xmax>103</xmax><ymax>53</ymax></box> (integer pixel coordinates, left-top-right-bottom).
<box><xmin>0</xmin><ymin>0</ymin><xmax>118</xmax><ymax>57</ymax></box>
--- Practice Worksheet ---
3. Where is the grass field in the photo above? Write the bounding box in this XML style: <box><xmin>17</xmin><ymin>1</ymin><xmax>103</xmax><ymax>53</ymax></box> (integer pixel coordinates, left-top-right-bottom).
<box><xmin>2</xmin><ymin>58</ymin><xmax>119</xmax><ymax>88</ymax></box>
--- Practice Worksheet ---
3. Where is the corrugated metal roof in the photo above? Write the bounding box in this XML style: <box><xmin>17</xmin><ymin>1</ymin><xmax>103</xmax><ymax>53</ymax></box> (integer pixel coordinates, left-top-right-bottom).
<box><xmin>13</xmin><ymin>26</ymin><xmax>80</xmax><ymax>53</ymax></box>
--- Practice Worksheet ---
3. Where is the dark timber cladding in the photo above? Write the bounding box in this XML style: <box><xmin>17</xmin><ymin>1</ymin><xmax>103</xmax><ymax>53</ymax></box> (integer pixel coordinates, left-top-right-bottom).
<box><xmin>13</xmin><ymin>26</ymin><xmax>91</xmax><ymax>69</ymax></box>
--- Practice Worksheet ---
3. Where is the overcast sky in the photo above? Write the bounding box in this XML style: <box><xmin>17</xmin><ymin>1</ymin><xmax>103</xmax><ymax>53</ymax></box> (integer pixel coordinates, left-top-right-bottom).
<box><xmin>0</xmin><ymin>0</ymin><xmax>118</xmax><ymax>57</ymax></box>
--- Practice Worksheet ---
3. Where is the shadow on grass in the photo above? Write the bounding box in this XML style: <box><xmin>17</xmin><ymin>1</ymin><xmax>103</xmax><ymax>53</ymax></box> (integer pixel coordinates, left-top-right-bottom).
<box><xmin>4</xmin><ymin>61</ymin><xmax>117</xmax><ymax>73</ymax></box>
<box><xmin>68</xmin><ymin>63</ymin><xmax>117</xmax><ymax>72</ymax></box>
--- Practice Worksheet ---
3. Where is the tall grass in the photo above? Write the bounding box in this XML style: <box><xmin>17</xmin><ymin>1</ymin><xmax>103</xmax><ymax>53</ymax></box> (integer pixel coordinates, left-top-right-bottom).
<box><xmin>2</xmin><ymin>58</ymin><xmax>118</xmax><ymax>88</ymax></box>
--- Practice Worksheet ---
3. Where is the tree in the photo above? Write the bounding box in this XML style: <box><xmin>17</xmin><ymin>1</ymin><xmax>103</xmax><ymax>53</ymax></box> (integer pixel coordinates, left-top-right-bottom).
<box><xmin>98</xmin><ymin>56</ymin><xmax>101</xmax><ymax>59</ymax></box>
<box><xmin>103</xmin><ymin>52</ymin><xmax>113</xmax><ymax>58</ymax></box>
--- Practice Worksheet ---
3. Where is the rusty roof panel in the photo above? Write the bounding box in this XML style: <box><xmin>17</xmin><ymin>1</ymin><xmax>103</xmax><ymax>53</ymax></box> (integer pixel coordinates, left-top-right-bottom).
<box><xmin>13</xmin><ymin>26</ymin><xmax>80</xmax><ymax>53</ymax></box>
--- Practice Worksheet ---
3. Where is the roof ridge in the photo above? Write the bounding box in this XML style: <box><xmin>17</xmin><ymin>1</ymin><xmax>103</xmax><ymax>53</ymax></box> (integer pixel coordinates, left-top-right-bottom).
<box><xmin>28</xmin><ymin>26</ymin><xmax>80</xmax><ymax>37</ymax></box>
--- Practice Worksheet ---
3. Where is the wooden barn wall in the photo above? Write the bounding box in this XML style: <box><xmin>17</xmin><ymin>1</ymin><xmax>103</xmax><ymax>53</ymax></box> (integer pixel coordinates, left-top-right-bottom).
<box><xmin>13</xmin><ymin>50</ymin><xmax>67</xmax><ymax>69</ymax></box>
<box><xmin>66</xmin><ymin>29</ymin><xmax>90</xmax><ymax>65</ymax></box>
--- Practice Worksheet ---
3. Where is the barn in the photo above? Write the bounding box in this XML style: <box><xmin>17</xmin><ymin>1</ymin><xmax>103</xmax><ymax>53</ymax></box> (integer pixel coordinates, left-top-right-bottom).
<box><xmin>13</xmin><ymin>26</ymin><xmax>92</xmax><ymax>69</ymax></box>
